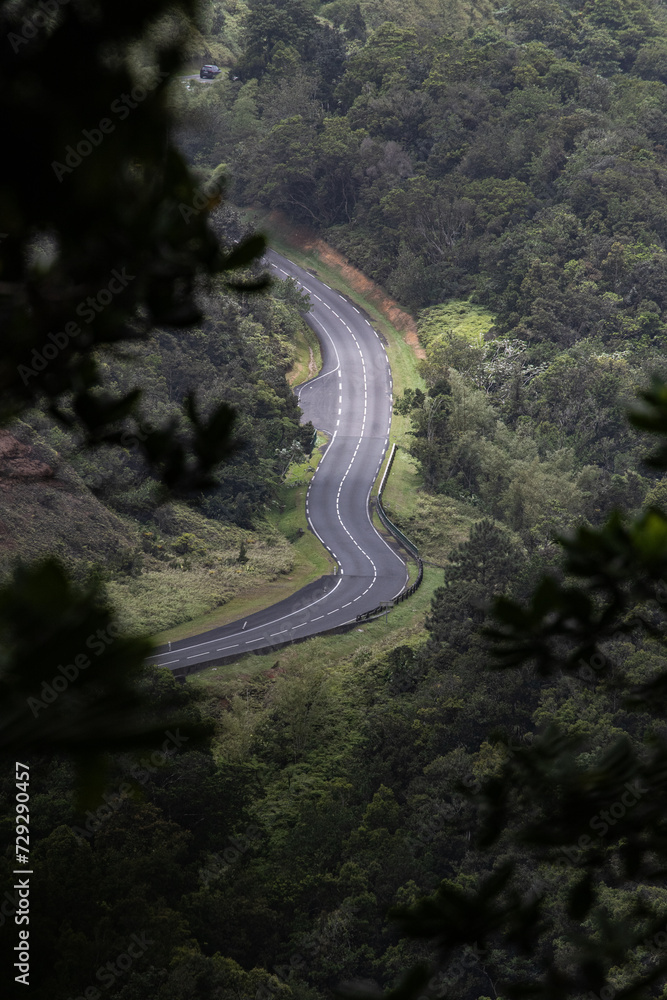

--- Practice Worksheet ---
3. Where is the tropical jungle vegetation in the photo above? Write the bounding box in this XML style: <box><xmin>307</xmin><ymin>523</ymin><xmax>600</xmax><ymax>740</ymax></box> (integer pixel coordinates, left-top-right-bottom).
<box><xmin>5</xmin><ymin>2</ymin><xmax>667</xmax><ymax>1000</ymax></box>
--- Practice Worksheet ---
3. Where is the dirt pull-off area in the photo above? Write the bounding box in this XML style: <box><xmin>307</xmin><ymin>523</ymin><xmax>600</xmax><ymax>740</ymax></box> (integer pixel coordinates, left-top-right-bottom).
<box><xmin>266</xmin><ymin>211</ymin><xmax>426</xmax><ymax>360</ymax></box>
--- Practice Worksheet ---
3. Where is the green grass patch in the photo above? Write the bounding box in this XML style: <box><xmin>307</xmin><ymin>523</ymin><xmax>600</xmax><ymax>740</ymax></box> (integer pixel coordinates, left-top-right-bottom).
<box><xmin>370</xmin><ymin>505</ymin><xmax>421</xmax><ymax>586</ymax></box>
<box><xmin>387</xmin><ymin>491</ymin><xmax>481</xmax><ymax>567</ymax></box>
<box><xmin>284</xmin><ymin>432</ymin><xmax>328</xmax><ymax>487</ymax></box>
<box><xmin>380</xmin><ymin>444</ymin><xmax>421</xmax><ymax>522</ymax></box>
<box><xmin>285</xmin><ymin>318</ymin><xmax>323</xmax><ymax>387</ymax></box>
<box><xmin>418</xmin><ymin>301</ymin><xmax>496</xmax><ymax>349</ymax></box>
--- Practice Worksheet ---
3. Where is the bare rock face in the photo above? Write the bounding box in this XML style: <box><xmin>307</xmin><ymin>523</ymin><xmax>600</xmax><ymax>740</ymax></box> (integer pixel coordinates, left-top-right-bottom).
<box><xmin>0</xmin><ymin>430</ymin><xmax>54</xmax><ymax>481</ymax></box>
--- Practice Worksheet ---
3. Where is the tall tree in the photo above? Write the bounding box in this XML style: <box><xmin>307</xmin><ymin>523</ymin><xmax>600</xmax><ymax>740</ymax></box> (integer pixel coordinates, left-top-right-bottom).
<box><xmin>237</xmin><ymin>0</ymin><xmax>318</xmax><ymax>79</ymax></box>
<box><xmin>446</xmin><ymin>518</ymin><xmax>523</xmax><ymax>591</ymax></box>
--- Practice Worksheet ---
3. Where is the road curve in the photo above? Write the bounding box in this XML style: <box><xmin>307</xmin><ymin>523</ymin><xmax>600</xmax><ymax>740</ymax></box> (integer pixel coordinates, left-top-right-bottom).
<box><xmin>148</xmin><ymin>250</ymin><xmax>407</xmax><ymax>673</ymax></box>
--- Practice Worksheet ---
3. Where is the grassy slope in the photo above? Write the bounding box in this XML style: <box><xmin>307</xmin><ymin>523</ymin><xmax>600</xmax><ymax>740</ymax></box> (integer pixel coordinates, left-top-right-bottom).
<box><xmin>108</xmin><ymin>507</ymin><xmax>297</xmax><ymax>638</ymax></box>
<box><xmin>418</xmin><ymin>301</ymin><xmax>496</xmax><ymax>348</ymax></box>
<box><xmin>151</xmin><ymin>439</ymin><xmax>334</xmax><ymax>643</ymax></box>
<box><xmin>285</xmin><ymin>316</ymin><xmax>323</xmax><ymax>387</ymax></box>
<box><xmin>3</xmin><ymin>418</ymin><xmax>324</xmax><ymax>641</ymax></box>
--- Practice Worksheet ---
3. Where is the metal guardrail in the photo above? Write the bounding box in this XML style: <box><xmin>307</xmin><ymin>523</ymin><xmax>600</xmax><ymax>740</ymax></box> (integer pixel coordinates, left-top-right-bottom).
<box><xmin>356</xmin><ymin>444</ymin><xmax>424</xmax><ymax>622</ymax></box>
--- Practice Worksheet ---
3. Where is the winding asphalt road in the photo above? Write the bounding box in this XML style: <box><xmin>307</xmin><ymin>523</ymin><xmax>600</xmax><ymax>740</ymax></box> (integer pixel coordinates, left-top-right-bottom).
<box><xmin>148</xmin><ymin>250</ymin><xmax>407</xmax><ymax>673</ymax></box>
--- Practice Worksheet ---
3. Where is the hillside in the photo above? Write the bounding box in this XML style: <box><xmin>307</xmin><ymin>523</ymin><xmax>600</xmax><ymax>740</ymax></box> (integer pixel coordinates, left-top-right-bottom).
<box><xmin>0</xmin><ymin>212</ymin><xmax>323</xmax><ymax>635</ymax></box>
<box><xmin>0</xmin><ymin>425</ymin><xmax>137</xmax><ymax>569</ymax></box>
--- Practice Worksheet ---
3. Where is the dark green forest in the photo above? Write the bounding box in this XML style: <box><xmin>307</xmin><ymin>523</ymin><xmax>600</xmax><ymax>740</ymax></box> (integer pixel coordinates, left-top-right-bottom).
<box><xmin>178</xmin><ymin>0</ymin><xmax>667</xmax><ymax>539</ymax></box>
<box><xmin>7</xmin><ymin>2</ymin><xmax>667</xmax><ymax>1000</ymax></box>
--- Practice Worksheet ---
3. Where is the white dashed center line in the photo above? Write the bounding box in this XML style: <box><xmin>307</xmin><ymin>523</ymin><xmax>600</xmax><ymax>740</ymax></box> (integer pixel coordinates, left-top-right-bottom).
<box><xmin>225</xmin><ymin>255</ymin><xmax>409</xmax><ymax>651</ymax></box>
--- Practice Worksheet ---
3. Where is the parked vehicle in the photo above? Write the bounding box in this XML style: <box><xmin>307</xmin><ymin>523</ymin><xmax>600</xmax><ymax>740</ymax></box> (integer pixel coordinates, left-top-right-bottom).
<box><xmin>200</xmin><ymin>65</ymin><xmax>220</xmax><ymax>79</ymax></box>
